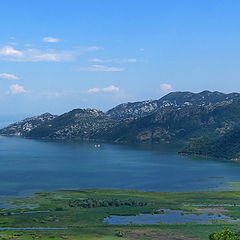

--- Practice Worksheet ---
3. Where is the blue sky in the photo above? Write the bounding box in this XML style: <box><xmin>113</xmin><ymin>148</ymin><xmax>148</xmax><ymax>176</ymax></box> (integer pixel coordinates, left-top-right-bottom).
<box><xmin>1</xmin><ymin>0</ymin><xmax>240</xmax><ymax>118</ymax></box>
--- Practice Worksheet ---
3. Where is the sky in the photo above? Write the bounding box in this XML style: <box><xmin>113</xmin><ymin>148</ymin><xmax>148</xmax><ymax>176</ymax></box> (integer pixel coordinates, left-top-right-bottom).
<box><xmin>1</xmin><ymin>0</ymin><xmax>240</xmax><ymax>119</ymax></box>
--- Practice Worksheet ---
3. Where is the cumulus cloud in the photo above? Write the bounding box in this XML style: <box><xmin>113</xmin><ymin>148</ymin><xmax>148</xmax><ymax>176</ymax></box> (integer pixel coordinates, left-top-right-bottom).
<box><xmin>160</xmin><ymin>83</ymin><xmax>173</xmax><ymax>92</ymax></box>
<box><xmin>42</xmin><ymin>37</ymin><xmax>60</xmax><ymax>43</ymax></box>
<box><xmin>0</xmin><ymin>45</ymin><xmax>104</xmax><ymax>62</ymax></box>
<box><xmin>78</xmin><ymin>65</ymin><xmax>125</xmax><ymax>72</ymax></box>
<box><xmin>87</xmin><ymin>88</ymin><xmax>101</xmax><ymax>93</ymax></box>
<box><xmin>0</xmin><ymin>45</ymin><xmax>74</xmax><ymax>62</ymax></box>
<box><xmin>0</xmin><ymin>46</ymin><xmax>23</xmax><ymax>56</ymax></box>
<box><xmin>0</xmin><ymin>73</ymin><xmax>19</xmax><ymax>80</ymax></box>
<box><xmin>9</xmin><ymin>84</ymin><xmax>27</xmax><ymax>94</ymax></box>
<box><xmin>88</xmin><ymin>85</ymin><xmax>120</xmax><ymax>93</ymax></box>
<box><xmin>102</xmin><ymin>85</ymin><xmax>120</xmax><ymax>92</ymax></box>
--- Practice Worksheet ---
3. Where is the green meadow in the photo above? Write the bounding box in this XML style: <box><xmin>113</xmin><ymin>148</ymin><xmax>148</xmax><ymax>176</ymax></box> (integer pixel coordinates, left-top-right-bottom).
<box><xmin>0</xmin><ymin>189</ymin><xmax>240</xmax><ymax>239</ymax></box>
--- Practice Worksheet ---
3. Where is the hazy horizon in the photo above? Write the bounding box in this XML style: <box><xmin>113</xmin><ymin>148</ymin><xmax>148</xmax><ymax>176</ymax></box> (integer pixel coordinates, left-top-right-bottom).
<box><xmin>0</xmin><ymin>89</ymin><xmax>239</xmax><ymax>126</ymax></box>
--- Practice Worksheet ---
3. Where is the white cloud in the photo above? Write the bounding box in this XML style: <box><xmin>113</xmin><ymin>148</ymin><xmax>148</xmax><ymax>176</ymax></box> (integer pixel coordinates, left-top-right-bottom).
<box><xmin>89</xmin><ymin>58</ymin><xmax>137</xmax><ymax>63</ymax></box>
<box><xmin>87</xmin><ymin>46</ymin><xmax>104</xmax><ymax>51</ymax></box>
<box><xmin>78</xmin><ymin>65</ymin><xmax>125</xmax><ymax>72</ymax></box>
<box><xmin>102</xmin><ymin>85</ymin><xmax>120</xmax><ymax>92</ymax></box>
<box><xmin>0</xmin><ymin>44</ymin><xmax>104</xmax><ymax>62</ymax></box>
<box><xmin>124</xmin><ymin>58</ymin><xmax>137</xmax><ymax>63</ymax></box>
<box><xmin>88</xmin><ymin>85</ymin><xmax>120</xmax><ymax>93</ymax></box>
<box><xmin>42</xmin><ymin>91</ymin><xmax>67</xmax><ymax>97</ymax></box>
<box><xmin>42</xmin><ymin>37</ymin><xmax>60</xmax><ymax>43</ymax></box>
<box><xmin>0</xmin><ymin>73</ymin><xmax>19</xmax><ymax>80</ymax></box>
<box><xmin>87</xmin><ymin>88</ymin><xmax>101</xmax><ymax>93</ymax></box>
<box><xmin>0</xmin><ymin>45</ymin><xmax>74</xmax><ymax>62</ymax></box>
<box><xmin>0</xmin><ymin>46</ymin><xmax>23</xmax><ymax>56</ymax></box>
<box><xmin>89</xmin><ymin>58</ymin><xmax>104</xmax><ymax>63</ymax></box>
<box><xmin>160</xmin><ymin>83</ymin><xmax>173</xmax><ymax>92</ymax></box>
<box><xmin>112</xmin><ymin>58</ymin><xmax>137</xmax><ymax>63</ymax></box>
<box><xmin>9</xmin><ymin>84</ymin><xmax>27</xmax><ymax>94</ymax></box>
<box><xmin>29</xmin><ymin>52</ymin><xmax>64</xmax><ymax>62</ymax></box>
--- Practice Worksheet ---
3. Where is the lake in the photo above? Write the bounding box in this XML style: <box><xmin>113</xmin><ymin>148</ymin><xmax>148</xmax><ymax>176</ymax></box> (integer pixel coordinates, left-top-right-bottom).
<box><xmin>103</xmin><ymin>209</ymin><xmax>240</xmax><ymax>225</ymax></box>
<box><xmin>1</xmin><ymin>136</ymin><xmax>240</xmax><ymax>196</ymax></box>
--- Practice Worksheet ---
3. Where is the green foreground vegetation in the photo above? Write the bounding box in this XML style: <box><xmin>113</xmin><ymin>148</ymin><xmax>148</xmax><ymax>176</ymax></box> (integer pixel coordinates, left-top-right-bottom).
<box><xmin>1</xmin><ymin>189</ymin><xmax>240</xmax><ymax>239</ymax></box>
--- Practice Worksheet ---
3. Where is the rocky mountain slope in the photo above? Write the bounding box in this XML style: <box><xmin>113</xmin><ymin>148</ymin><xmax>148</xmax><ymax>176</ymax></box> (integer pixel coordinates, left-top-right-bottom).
<box><xmin>26</xmin><ymin>109</ymin><xmax>118</xmax><ymax>140</ymax></box>
<box><xmin>111</xmin><ymin>99</ymin><xmax>240</xmax><ymax>143</ymax></box>
<box><xmin>0</xmin><ymin>113</ymin><xmax>56</xmax><ymax>136</ymax></box>
<box><xmin>106</xmin><ymin>91</ymin><xmax>240</xmax><ymax>120</ymax></box>
<box><xmin>1</xmin><ymin>91</ymin><xmax>240</xmax><ymax>146</ymax></box>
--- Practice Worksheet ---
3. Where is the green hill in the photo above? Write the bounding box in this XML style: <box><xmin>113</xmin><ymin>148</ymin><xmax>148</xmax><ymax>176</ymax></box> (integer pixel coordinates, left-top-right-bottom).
<box><xmin>180</xmin><ymin>127</ymin><xmax>240</xmax><ymax>160</ymax></box>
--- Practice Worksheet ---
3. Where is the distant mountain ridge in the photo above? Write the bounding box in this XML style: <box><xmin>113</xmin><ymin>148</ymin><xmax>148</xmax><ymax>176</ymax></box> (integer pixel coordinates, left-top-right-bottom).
<box><xmin>106</xmin><ymin>90</ymin><xmax>240</xmax><ymax>120</ymax></box>
<box><xmin>0</xmin><ymin>113</ymin><xmax>56</xmax><ymax>136</ymax></box>
<box><xmin>27</xmin><ymin>109</ymin><xmax>118</xmax><ymax>140</ymax></box>
<box><xmin>1</xmin><ymin>91</ymin><xmax>240</xmax><ymax>153</ymax></box>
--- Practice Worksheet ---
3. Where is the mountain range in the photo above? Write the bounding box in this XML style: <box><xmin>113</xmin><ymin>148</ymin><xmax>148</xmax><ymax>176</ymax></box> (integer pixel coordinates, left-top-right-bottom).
<box><xmin>1</xmin><ymin>90</ymin><xmax>240</xmax><ymax>159</ymax></box>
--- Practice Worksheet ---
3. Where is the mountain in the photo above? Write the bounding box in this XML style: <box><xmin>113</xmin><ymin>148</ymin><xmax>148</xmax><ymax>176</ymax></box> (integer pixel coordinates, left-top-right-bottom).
<box><xmin>106</xmin><ymin>100</ymin><xmax>159</xmax><ymax>120</ymax></box>
<box><xmin>27</xmin><ymin>109</ymin><xmax>118</xmax><ymax>140</ymax></box>
<box><xmin>0</xmin><ymin>113</ymin><xmax>56</xmax><ymax>136</ymax></box>
<box><xmin>106</xmin><ymin>91</ymin><xmax>240</xmax><ymax>120</ymax></box>
<box><xmin>1</xmin><ymin>91</ymin><xmax>240</xmax><ymax>145</ymax></box>
<box><xmin>104</xmin><ymin>99</ymin><xmax>240</xmax><ymax>143</ymax></box>
<box><xmin>179</xmin><ymin>127</ymin><xmax>240</xmax><ymax>160</ymax></box>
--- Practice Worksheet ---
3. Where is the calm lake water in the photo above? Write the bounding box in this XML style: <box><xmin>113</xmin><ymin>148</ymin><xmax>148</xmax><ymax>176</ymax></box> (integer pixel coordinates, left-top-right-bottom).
<box><xmin>103</xmin><ymin>209</ymin><xmax>240</xmax><ymax>225</ymax></box>
<box><xmin>1</xmin><ymin>136</ymin><xmax>240</xmax><ymax>196</ymax></box>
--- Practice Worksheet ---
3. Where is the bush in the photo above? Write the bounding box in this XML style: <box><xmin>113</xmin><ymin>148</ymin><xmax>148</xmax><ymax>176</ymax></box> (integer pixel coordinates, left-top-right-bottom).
<box><xmin>209</xmin><ymin>229</ymin><xmax>240</xmax><ymax>240</ymax></box>
<box><xmin>115</xmin><ymin>231</ymin><xmax>125</xmax><ymax>237</ymax></box>
<box><xmin>68</xmin><ymin>198</ymin><xmax>147</xmax><ymax>208</ymax></box>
